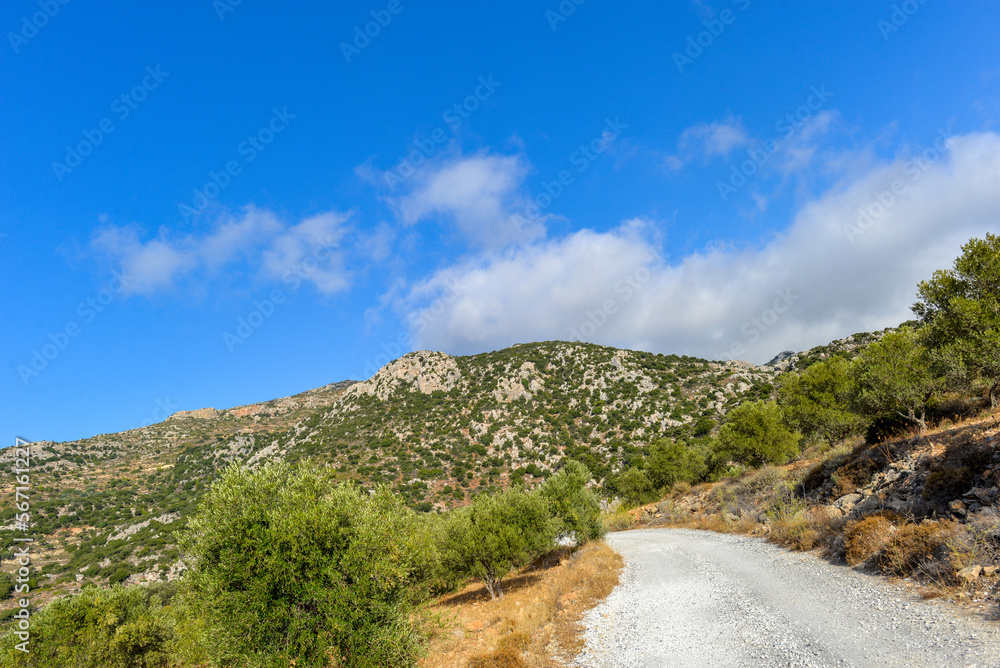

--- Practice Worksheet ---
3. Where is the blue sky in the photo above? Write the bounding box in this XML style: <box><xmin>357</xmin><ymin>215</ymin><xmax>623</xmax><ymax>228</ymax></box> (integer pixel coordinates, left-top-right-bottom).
<box><xmin>3</xmin><ymin>0</ymin><xmax>1000</xmax><ymax>443</ymax></box>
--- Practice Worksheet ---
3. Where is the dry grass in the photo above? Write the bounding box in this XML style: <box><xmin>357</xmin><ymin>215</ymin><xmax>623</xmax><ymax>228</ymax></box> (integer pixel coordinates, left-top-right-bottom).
<box><xmin>770</xmin><ymin>506</ymin><xmax>835</xmax><ymax>551</ymax></box>
<box><xmin>878</xmin><ymin>520</ymin><xmax>952</xmax><ymax>575</ymax></box>
<box><xmin>844</xmin><ymin>514</ymin><xmax>895</xmax><ymax>566</ymax></box>
<box><xmin>419</xmin><ymin>541</ymin><xmax>623</xmax><ymax>668</ymax></box>
<box><xmin>468</xmin><ymin>646</ymin><xmax>527</xmax><ymax>668</ymax></box>
<box><xmin>602</xmin><ymin>506</ymin><xmax>637</xmax><ymax>531</ymax></box>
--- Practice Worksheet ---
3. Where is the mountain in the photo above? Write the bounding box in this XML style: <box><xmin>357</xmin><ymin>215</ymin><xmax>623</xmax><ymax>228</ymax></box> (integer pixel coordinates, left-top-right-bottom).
<box><xmin>1</xmin><ymin>340</ymin><xmax>788</xmax><ymax>606</ymax></box>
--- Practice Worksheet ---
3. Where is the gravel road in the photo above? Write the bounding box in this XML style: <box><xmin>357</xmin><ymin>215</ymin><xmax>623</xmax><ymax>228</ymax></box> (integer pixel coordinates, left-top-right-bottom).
<box><xmin>573</xmin><ymin>529</ymin><xmax>1000</xmax><ymax>667</ymax></box>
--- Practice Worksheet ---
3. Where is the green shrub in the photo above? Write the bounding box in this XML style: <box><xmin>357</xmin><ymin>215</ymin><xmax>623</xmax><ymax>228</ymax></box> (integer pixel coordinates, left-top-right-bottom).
<box><xmin>538</xmin><ymin>460</ymin><xmax>604</xmax><ymax>545</ymax></box>
<box><xmin>443</xmin><ymin>488</ymin><xmax>556</xmax><ymax>599</ymax></box>
<box><xmin>714</xmin><ymin>400</ymin><xmax>801</xmax><ymax>467</ymax></box>
<box><xmin>0</xmin><ymin>585</ymin><xmax>173</xmax><ymax>668</ymax></box>
<box><xmin>182</xmin><ymin>461</ymin><xmax>422</xmax><ymax>668</ymax></box>
<box><xmin>609</xmin><ymin>468</ymin><xmax>657</xmax><ymax>507</ymax></box>
<box><xmin>645</xmin><ymin>441</ymin><xmax>706</xmax><ymax>491</ymax></box>
<box><xmin>109</xmin><ymin>567</ymin><xmax>132</xmax><ymax>585</ymax></box>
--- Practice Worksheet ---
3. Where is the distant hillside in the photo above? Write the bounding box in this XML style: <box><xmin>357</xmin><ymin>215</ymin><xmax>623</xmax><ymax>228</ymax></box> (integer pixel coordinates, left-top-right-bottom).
<box><xmin>0</xmin><ymin>340</ymin><xmax>784</xmax><ymax>605</ymax></box>
<box><xmin>762</xmin><ymin>328</ymin><xmax>896</xmax><ymax>372</ymax></box>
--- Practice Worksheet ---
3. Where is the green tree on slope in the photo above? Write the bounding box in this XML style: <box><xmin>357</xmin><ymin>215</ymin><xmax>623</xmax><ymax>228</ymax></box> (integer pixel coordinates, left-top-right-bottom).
<box><xmin>182</xmin><ymin>462</ymin><xmax>421</xmax><ymax>668</ymax></box>
<box><xmin>443</xmin><ymin>488</ymin><xmax>556</xmax><ymax>599</ymax></box>
<box><xmin>914</xmin><ymin>233</ymin><xmax>1000</xmax><ymax>408</ymax></box>
<box><xmin>850</xmin><ymin>328</ymin><xmax>936</xmax><ymax>433</ymax></box>
<box><xmin>778</xmin><ymin>356</ymin><xmax>864</xmax><ymax>446</ymax></box>
<box><xmin>714</xmin><ymin>400</ymin><xmax>800</xmax><ymax>467</ymax></box>
<box><xmin>538</xmin><ymin>459</ymin><xmax>605</xmax><ymax>545</ymax></box>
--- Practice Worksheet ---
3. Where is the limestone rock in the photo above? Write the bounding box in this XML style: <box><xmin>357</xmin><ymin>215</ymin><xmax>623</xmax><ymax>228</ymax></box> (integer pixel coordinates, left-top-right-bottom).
<box><xmin>346</xmin><ymin>351</ymin><xmax>462</xmax><ymax>401</ymax></box>
<box><xmin>834</xmin><ymin>493</ymin><xmax>862</xmax><ymax>510</ymax></box>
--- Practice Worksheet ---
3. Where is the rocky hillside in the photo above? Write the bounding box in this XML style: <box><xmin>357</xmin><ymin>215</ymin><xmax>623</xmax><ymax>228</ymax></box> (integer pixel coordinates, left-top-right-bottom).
<box><xmin>266</xmin><ymin>342</ymin><xmax>776</xmax><ymax>505</ymax></box>
<box><xmin>763</xmin><ymin>327</ymin><xmax>895</xmax><ymax>373</ymax></box>
<box><xmin>0</xmin><ymin>341</ymin><xmax>776</xmax><ymax>606</ymax></box>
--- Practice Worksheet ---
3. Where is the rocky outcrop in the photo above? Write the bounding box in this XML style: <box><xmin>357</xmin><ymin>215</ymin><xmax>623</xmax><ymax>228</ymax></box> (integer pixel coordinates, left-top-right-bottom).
<box><xmin>346</xmin><ymin>351</ymin><xmax>463</xmax><ymax>401</ymax></box>
<box><xmin>169</xmin><ymin>407</ymin><xmax>218</xmax><ymax>420</ymax></box>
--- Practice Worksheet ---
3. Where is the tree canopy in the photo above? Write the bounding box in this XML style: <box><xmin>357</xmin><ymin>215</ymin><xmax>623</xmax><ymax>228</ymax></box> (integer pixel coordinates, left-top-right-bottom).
<box><xmin>850</xmin><ymin>327</ymin><xmax>935</xmax><ymax>433</ymax></box>
<box><xmin>182</xmin><ymin>461</ymin><xmax>422</xmax><ymax>668</ymax></box>
<box><xmin>645</xmin><ymin>440</ymin><xmax>707</xmax><ymax>491</ymax></box>
<box><xmin>914</xmin><ymin>232</ymin><xmax>1000</xmax><ymax>407</ymax></box>
<box><xmin>442</xmin><ymin>488</ymin><xmax>556</xmax><ymax>599</ymax></box>
<box><xmin>538</xmin><ymin>460</ymin><xmax>605</xmax><ymax>545</ymax></box>
<box><xmin>714</xmin><ymin>400</ymin><xmax>800</xmax><ymax>467</ymax></box>
<box><xmin>778</xmin><ymin>356</ymin><xmax>864</xmax><ymax>445</ymax></box>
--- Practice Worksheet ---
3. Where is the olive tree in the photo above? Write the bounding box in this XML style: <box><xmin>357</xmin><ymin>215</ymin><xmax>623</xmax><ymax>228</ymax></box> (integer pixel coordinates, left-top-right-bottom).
<box><xmin>778</xmin><ymin>356</ymin><xmax>864</xmax><ymax>446</ymax></box>
<box><xmin>608</xmin><ymin>467</ymin><xmax>657</xmax><ymax>507</ymax></box>
<box><xmin>182</xmin><ymin>461</ymin><xmax>421</xmax><ymax>668</ymax></box>
<box><xmin>850</xmin><ymin>327</ymin><xmax>936</xmax><ymax>433</ymax></box>
<box><xmin>538</xmin><ymin>460</ymin><xmax>605</xmax><ymax>545</ymax></box>
<box><xmin>0</xmin><ymin>585</ymin><xmax>172</xmax><ymax>668</ymax></box>
<box><xmin>442</xmin><ymin>488</ymin><xmax>556</xmax><ymax>599</ymax></box>
<box><xmin>645</xmin><ymin>440</ymin><xmax>706</xmax><ymax>491</ymax></box>
<box><xmin>913</xmin><ymin>233</ymin><xmax>1000</xmax><ymax>407</ymax></box>
<box><xmin>714</xmin><ymin>400</ymin><xmax>800</xmax><ymax>467</ymax></box>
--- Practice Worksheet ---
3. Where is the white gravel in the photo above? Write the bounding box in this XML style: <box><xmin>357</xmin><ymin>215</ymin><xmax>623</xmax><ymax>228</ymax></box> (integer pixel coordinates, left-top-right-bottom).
<box><xmin>573</xmin><ymin>529</ymin><xmax>1000</xmax><ymax>667</ymax></box>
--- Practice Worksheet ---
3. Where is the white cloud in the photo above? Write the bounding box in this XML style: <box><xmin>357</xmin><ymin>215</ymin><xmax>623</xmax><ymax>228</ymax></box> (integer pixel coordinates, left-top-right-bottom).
<box><xmin>260</xmin><ymin>211</ymin><xmax>350</xmax><ymax>294</ymax></box>
<box><xmin>397</xmin><ymin>132</ymin><xmax>1000</xmax><ymax>364</ymax></box>
<box><xmin>90</xmin><ymin>226</ymin><xmax>196</xmax><ymax>295</ymax></box>
<box><xmin>91</xmin><ymin>206</ymin><xmax>351</xmax><ymax>297</ymax></box>
<box><xmin>393</xmin><ymin>152</ymin><xmax>544</xmax><ymax>247</ymax></box>
<box><xmin>678</xmin><ymin>116</ymin><xmax>749</xmax><ymax>157</ymax></box>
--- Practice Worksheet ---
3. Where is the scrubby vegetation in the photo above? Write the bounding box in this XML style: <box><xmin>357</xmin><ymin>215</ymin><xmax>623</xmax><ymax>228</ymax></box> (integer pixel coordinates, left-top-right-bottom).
<box><xmin>605</xmin><ymin>234</ymin><xmax>1000</xmax><ymax>504</ymax></box>
<box><xmin>2</xmin><ymin>232</ymin><xmax>999</xmax><ymax>664</ymax></box>
<box><xmin>0</xmin><ymin>458</ymin><xmax>605</xmax><ymax>667</ymax></box>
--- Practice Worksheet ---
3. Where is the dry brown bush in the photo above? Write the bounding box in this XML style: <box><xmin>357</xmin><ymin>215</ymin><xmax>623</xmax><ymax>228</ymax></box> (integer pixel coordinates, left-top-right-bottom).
<box><xmin>844</xmin><ymin>515</ymin><xmax>895</xmax><ymax>566</ymax></box>
<box><xmin>923</xmin><ymin>466</ymin><xmax>972</xmax><ymax>501</ymax></box>
<box><xmin>877</xmin><ymin>521</ymin><xmax>950</xmax><ymax>575</ymax></box>
<box><xmin>468</xmin><ymin>646</ymin><xmax>527</xmax><ymax>668</ymax></box>
<box><xmin>496</xmin><ymin>631</ymin><xmax>531</xmax><ymax>652</ymax></box>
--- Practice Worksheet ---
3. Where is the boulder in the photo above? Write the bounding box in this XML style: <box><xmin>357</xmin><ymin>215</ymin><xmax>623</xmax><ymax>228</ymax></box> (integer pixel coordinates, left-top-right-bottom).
<box><xmin>834</xmin><ymin>493</ymin><xmax>862</xmax><ymax>510</ymax></box>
